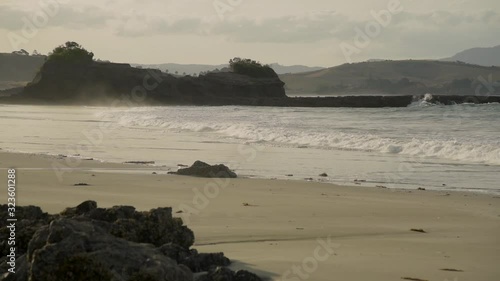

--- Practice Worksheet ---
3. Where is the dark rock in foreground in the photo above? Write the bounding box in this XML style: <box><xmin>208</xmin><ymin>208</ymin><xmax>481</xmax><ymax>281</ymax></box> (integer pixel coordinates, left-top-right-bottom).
<box><xmin>0</xmin><ymin>201</ymin><xmax>261</xmax><ymax>281</ymax></box>
<box><xmin>57</xmin><ymin>201</ymin><xmax>194</xmax><ymax>249</ymax></box>
<box><xmin>159</xmin><ymin>243</ymin><xmax>230</xmax><ymax>272</ymax></box>
<box><xmin>196</xmin><ymin>267</ymin><xmax>262</xmax><ymax>281</ymax></box>
<box><xmin>27</xmin><ymin>218</ymin><xmax>193</xmax><ymax>281</ymax></box>
<box><xmin>174</xmin><ymin>161</ymin><xmax>237</xmax><ymax>178</ymax></box>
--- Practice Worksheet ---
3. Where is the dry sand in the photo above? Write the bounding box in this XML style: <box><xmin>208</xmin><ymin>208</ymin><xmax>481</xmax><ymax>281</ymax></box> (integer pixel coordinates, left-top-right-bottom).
<box><xmin>1</xmin><ymin>151</ymin><xmax>499</xmax><ymax>281</ymax></box>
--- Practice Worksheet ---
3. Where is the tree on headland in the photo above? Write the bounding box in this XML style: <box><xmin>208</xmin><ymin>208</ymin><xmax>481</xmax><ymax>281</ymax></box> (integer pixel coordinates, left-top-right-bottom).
<box><xmin>12</xmin><ymin>49</ymin><xmax>29</xmax><ymax>55</ymax></box>
<box><xmin>32</xmin><ymin>50</ymin><xmax>44</xmax><ymax>56</ymax></box>
<box><xmin>228</xmin><ymin>57</ymin><xmax>277</xmax><ymax>78</ymax></box>
<box><xmin>47</xmin><ymin>41</ymin><xmax>94</xmax><ymax>63</ymax></box>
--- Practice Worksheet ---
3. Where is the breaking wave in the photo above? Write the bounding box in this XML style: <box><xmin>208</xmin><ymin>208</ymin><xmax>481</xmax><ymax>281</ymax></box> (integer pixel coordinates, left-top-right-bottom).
<box><xmin>97</xmin><ymin>105</ymin><xmax>500</xmax><ymax>166</ymax></box>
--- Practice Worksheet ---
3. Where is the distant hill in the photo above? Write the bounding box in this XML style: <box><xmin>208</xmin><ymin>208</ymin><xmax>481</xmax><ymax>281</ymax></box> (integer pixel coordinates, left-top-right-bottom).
<box><xmin>132</xmin><ymin>63</ymin><xmax>324</xmax><ymax>75</ymax></box>
<box><xmin>280</xmin><ymin>60</ymin><xmax>500</xmax><ymax>96</ymax></box>
<box><xmin>268</xmin><ymin>63</ymin><xmax>324</xmax><ymax>74</ymax></box>
<box><xmin>442</xmin><ymin>45</ymin><xmax>500</xmax><ymax>67</ymax></box>
<box><xmin>131</xmin><ymin>63</ymin><xmax>227</xmax><ymax>76</ymax></box>
<box><xmin>0</xmin><ymin>53</ymin><xmax>46</xmax><ymax>89</ymax></box>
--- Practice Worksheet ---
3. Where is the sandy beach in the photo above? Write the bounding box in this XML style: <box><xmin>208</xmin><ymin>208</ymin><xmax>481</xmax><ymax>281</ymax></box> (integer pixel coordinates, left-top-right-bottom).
<box><xmin>1</xmin><ymin>151</ymin><xmax>499</xmax><ymax>281</ymax></box>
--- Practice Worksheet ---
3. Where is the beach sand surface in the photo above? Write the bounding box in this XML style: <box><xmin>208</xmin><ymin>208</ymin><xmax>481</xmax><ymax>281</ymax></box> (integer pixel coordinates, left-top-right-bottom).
<box><xmin>1</xmin><ymin>151</ymin><xmax>499</xmax><ymax>281</ymax></box>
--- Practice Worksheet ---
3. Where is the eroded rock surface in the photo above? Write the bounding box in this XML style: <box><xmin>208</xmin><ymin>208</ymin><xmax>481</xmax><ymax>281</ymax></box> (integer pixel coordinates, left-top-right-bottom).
<box><xmin>0</xmin><ymin>201</ymin><xmax>262</xmax><ymax>281</ymax></box>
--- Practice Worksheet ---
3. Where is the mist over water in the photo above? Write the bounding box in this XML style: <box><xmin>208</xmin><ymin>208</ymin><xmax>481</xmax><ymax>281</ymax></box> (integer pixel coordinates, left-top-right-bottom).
<box><xmin>2</xmin><ymin>103</ymin><xmax>499</xmax><ymax>194</ymax></box>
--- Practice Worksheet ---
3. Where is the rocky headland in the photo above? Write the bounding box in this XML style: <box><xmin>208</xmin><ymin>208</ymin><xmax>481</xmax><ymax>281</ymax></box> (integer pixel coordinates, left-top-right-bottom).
<box><xmin>4</xmin><ymin>59</ymin><xmax>286</xmax><ymax>106</ymax></box>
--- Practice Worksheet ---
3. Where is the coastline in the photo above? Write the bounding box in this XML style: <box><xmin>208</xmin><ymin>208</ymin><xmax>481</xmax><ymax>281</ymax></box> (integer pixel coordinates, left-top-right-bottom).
<box><xmin>1</xmin><ymin>151</ymin><xmax>499</xmax><ymax>280</ymax></box>
<box><xmin>2</xmin><ymin>141</ymin><xmax>499</xmax><ymax>195</ymax></box>
<box><xmin>2</xmin><ymin>94</ymin><xmax>500</xmax><ymax>108</ymax></box>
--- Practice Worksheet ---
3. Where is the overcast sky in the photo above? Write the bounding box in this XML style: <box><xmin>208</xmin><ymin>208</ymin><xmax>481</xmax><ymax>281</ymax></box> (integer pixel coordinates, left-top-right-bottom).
<box><xmin>1</xmin><ymin>0</ymin><xmax>499</xmax><ymax>67</ymax></box>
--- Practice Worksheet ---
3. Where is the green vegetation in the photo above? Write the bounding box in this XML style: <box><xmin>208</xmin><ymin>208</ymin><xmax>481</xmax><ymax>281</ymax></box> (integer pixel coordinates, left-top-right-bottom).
<box><xmin>229</xmin><ymin>57</ymin><xmax>277</xmax><ymax>78</ymax></box>
<box><xmin>12</xmin><ymin>49</ymin><xmax>29</xmax><ymax>56</ymax></box>
<box><xmin>47</xmin><ymin>41</ymin><xmax>94</xmax><ymax>64</ymax></box>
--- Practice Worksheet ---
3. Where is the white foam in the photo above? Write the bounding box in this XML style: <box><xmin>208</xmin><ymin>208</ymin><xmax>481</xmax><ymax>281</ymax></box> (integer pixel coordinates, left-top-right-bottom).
<box><xmin>97</xmin><ymin>106</ymin><xmax>500</xmax><ymax>166</ymax></box>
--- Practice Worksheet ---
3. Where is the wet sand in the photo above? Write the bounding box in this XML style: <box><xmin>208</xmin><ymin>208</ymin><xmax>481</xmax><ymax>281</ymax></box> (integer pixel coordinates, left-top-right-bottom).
<box><xmin>1</xmin><ymin>151</ymin><xmax>499</xmax><ymax>281</ymax></box>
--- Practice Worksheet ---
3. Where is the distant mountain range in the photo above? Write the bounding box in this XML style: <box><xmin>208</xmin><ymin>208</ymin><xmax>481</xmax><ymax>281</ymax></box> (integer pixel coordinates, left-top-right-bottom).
<box><xmin>441</xmin><ymin>45</ymin><xmax>500</xmax><ymax>67</ymax></box>
<box><xmin>131</xmin><ymin>63</ymin><xmax>324</xmax><ymax>75</ymax></box>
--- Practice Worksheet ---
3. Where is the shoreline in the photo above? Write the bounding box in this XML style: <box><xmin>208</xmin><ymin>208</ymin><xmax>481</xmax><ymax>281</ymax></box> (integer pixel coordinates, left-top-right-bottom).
<box><xmin>1</xmin><ymin>149</ymin><xmax>498</xmax><ymax>196</ymax></box>
<box><xmin>1</xmin><ymin>150</ymin><xmax>499</xmax><ymax>280</ymax></box>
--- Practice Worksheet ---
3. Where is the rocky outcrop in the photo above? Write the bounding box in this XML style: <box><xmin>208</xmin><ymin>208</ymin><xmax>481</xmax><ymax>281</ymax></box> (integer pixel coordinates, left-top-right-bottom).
<box><xmin>173</xmin><ymin>161</ymin><xmax>237</xmax><ymax>178</ymax></box>
<box><xmin>60</xmin><ymin>201</ymin><xmax>194</xmax><ymax>248</ymax></box>
<box><xmin>14</xmin><ymin>60</ymin><xmax>286</xmax><ymax>105</ymax></box>
<box><xmin>196</xmin><ymin>267</ymin><xmax>262</xmax><ymax>281</ymax></box>
<box><xmin>159</xmin><ymin>243</ymin><xmax>230</xmax><ymax>272</ymax></box>
<box><xmin>0</xmin><ymin>201</ymin><xmax>262</xmax><ymax>281</ymax></box>
<box><xmin>0</xmin><ymin>205</ymin><xmax>54</xmax><ymax>270</ymax></box>
<box><xmin>25</xmin><ymin>218</ymin><xmax>193</xmax><ymax>281</ymax></box>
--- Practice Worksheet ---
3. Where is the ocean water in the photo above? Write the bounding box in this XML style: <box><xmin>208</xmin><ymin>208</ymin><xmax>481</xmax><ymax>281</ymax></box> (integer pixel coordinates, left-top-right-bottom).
<box><xmin>1</xmin><ymin>102</ymin><xmax>499</xmax><ymax>194</ymax></box>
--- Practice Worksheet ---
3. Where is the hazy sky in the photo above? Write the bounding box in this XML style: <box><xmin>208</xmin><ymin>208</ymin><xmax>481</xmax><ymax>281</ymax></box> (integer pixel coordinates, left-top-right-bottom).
<box><xmin>1</xmin><ymin>0</ymin><xmax>499</xmax><ymax>66</ymax></box>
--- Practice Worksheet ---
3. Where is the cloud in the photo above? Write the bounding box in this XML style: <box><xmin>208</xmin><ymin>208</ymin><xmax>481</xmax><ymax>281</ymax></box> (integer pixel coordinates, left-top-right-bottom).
<box><xmin>390</xmin><ymin>10</ymin><xmax>500</xmax><ymax>28</ymax></box>
<box><xmin>112</xmin><ymin>13</ymin><xmax>207</xmax><ymax>37</ymax></box>
<box><xmin>1</xmin><ymin>1</ymin><xmax>498</xmax><ymax>65</ymax></box>
<box><xmin>373</xmin><ymin>10</ymin><xmax>500</xmax><ymax>55</ymax></box>
<box><xmin>212</xmin><ymin>11</ymin><xmax>348</xmax><ymax>43</ymax></box>
<box><xmin>110</xmin><ymin>8</ymin><xmax>500</xmax><ymax>47</ymax></box>
<box><xmin>0</xmin><ymin>3</ymin><xmax>109</xmax><ymax>31</ymax></box>
<box><xmin>112</xmin><ymin>10</ymin><xmax>351</xmax><ymax>43</ymax></box>
<box><xmin>1</xmin><ymin>2</ymin><xmax>498</xmax><ymax>47</ymax></box>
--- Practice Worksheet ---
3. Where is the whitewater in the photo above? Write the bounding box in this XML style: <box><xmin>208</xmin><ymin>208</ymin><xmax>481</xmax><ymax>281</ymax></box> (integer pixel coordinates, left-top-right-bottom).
<box><xmin>1</xmin><ymin>103</ymin><xmax>499</xmax><ymax>194</ymax></box>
